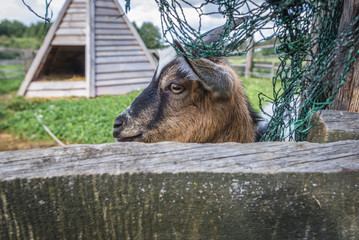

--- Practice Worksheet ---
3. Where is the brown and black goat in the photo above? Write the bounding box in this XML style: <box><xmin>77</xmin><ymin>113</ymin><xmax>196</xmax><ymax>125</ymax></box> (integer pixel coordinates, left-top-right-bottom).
<box><xmin>113</xmin><ymin>24</ymin><xmax>262</xmax><ymax>143</ymax></box>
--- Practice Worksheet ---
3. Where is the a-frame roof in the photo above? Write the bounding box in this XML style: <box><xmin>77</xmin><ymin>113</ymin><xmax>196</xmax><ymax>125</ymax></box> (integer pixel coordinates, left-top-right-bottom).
<box><xmin>18</xmin><ymin>0</ymin><xmax>156</xmax><ymax>98</ymax></box>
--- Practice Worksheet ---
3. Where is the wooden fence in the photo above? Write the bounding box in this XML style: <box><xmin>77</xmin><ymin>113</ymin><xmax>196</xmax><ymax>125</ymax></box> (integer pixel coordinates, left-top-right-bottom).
<box><xmin>0</xmin><ymin>110</ymin><xmax>359</xmax><ymax>239</ymax></box>
<box><xmin>0</xmin><ymin>47</ymin><xmax>35</xmax><ymax>81</ymax></box>
<box><xmin>228</xmin><ymin>43</ymin><xmax>278</xmax><ymax>79</ymax></box>
<box><xmin>151</xmin><ymin>43</ymin><xmax>277</xmax><ymax>79</ymax></box>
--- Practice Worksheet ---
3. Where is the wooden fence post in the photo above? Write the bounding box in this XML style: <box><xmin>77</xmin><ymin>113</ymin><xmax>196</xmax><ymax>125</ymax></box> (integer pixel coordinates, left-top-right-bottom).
<box><xmin>330</xmin><ymin>0</ymin><xmax>359</xmax><ymax>112</ymax></box>
<box><xmin>245</xmin><ymin>38</ymin><xmax>254</xmax><ymax>78</ymax></box>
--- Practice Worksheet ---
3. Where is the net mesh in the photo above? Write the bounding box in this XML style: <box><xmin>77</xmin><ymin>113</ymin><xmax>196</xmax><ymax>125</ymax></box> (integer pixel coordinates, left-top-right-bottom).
<box><xmin>123</xmin><ymin>0</ymin><xmax>359</xmax><ymax>142</ymax></box>
<box><xmin>24</xmin><ymin>0</ymin><xmax>359</xmax><ymax>141</ymax></box>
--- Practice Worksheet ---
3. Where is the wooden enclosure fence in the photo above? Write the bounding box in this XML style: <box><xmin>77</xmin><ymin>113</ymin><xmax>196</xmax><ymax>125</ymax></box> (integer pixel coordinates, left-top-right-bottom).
<box><xmin>1</xmin><ymin>110</ymin><xmax>359</xmax><ymax>239</ymax></box>
<box><xmin>0</xmin><ymin>47</ymin><xmax>35</xmax><ymax>81</ymax></box>
<box><xmin>0</xmin><ymin>140</ymin><xmax>358</xmax><ymax>239</ymax></box>
<box><xmin>150</xmin><ymin>42</ymin><xmax>278</xmax><ymax>80</ymax></box>
<box><xmin>229</xmin><ymin>43</ymin><xmax>278</xmax><ymax>79</ymax></box>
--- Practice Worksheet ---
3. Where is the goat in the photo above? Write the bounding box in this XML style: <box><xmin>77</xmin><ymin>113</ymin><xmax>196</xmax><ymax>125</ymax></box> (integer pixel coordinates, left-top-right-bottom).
<box><xmin>113</xmin><ymin>23</ymin><xmax>262</xmax><ymax>143</ymax></box>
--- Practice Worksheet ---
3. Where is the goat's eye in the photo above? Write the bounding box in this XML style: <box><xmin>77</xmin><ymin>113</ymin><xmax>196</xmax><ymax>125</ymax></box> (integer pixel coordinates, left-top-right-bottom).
<box><xmin>169</xmin><ymin>83</ymin><xmax>185</xmax><ymax>94</ymax></box>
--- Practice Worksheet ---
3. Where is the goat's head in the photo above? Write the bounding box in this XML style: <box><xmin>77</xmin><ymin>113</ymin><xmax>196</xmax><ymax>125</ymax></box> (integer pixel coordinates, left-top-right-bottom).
<box><xmin>113</xmin><ymin>21</ymin><xmax>259</xmax><ymax>143</ymax></box>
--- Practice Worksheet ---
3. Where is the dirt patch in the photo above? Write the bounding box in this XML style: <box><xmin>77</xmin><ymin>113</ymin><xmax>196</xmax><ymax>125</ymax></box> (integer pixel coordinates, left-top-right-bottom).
<box><xmin>0</xmin><ymin>131</ymin><xmax>57</xmax><ymax>152</ymax></box>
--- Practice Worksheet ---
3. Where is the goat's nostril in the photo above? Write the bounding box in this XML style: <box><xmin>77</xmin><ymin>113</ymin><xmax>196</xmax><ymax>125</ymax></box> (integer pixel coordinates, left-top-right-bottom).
<box><xmin>113</xmin><ymin>117</ymin><xmax>124</xmax><ymax>129</ymax></box>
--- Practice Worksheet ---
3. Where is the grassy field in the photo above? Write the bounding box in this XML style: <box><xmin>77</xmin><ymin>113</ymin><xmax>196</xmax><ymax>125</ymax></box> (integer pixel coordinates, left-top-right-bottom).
<box><xmin>0</xmin><ymin>67</ymin><xmax>274</xmax><ymax>149</ymax></box>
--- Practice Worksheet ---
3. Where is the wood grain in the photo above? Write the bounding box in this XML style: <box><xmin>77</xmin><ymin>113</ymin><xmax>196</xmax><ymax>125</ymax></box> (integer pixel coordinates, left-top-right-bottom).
<box><xmin>1</xmin><ymin>141</ymin><xmax>358</xmax><ymax>180</ymax></box>
<box><xmin>306</xmin><ymin>110</ymin><xmax>359</xmax><ymax>142</ymax></box>
<box><xmin>330</xmin><ymin>0</ymin><xmax>359</xmax><ymax>112</ymax></box>
<box><xmin>0</xmin><ymin>141</ymin><xmax>359</xmax><ymax>239</ymax></box>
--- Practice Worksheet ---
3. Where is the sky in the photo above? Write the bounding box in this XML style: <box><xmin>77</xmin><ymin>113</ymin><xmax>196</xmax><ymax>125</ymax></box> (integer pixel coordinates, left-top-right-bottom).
<box><xmin>0</xmin><ymin>0</ymin><xmax>272</xmax><ymax>41</ymax></box>
<box><xmin>0</xmin><ymin>0</ymin><xmax>162</xmax><ymax>28</ymax></box>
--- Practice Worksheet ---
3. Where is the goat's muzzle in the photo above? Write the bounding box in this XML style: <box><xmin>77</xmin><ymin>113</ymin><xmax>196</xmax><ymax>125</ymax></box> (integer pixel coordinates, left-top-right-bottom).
<box><xmin>113</xmin><ymin>115</ymin><xmax>143</xmax><ymax>142</ymax></box>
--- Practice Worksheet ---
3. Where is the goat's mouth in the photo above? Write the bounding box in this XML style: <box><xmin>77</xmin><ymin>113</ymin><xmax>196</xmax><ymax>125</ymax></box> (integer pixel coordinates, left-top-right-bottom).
<box><xmin>115</xmin><ymin>133</ymin><xmax>143</xmax><ymax>142</ymax></box>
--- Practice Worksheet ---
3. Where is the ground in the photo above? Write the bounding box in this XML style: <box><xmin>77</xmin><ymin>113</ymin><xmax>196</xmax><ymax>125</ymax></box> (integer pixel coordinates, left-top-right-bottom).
<box><xmin>0</xmin><ymin>131</ymin><xmax>57</xmax><ymax>152</ymax></box>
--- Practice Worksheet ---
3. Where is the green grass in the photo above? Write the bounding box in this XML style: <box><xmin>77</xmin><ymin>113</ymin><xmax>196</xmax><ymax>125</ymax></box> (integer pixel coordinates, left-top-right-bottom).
<box><xmin>0</xmin><ymin>69</ymin><xmax>274</xmax><ymax>144</ymax></box>
<box><xmin>243</xmin><ymin>77</ymin><xmax>273</xmax><ymax>112</ymax></box>
<box><xmin>0</xmin><ymin>36</ymin><xmax>42</xmax><ymax>49</ymax></box>
<box><xmin>5</xmin><ymin>92</ymin><xmax>141</xmax><ymax>144</ymax></box>
<box><xmin>0</xmin><ymin>78</ymin><xmax>23</xmax><ymax>95</ymax></box>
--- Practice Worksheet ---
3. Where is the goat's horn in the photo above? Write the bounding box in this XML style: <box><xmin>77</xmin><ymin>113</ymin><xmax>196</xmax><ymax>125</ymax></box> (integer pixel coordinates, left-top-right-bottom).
<box><xmin>201</xmin><ymin>17</ymin><xmax>248</xmax><ymax>44</ymax></box>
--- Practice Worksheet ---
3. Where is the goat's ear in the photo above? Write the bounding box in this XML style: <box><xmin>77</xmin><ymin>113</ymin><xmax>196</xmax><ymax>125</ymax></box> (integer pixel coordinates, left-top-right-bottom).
<box><xmin>187</xmin><ymin>57</ymin><xmax>234</xmax><ymax>98</ymax></box>
<box><xmin>174</xmin><ymin>40</ymin><xmax>233</xmax><ymax>98</ymax></box>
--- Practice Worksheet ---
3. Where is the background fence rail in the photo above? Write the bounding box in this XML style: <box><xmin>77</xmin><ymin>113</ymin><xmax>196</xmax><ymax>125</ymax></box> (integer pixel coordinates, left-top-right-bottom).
<box><xmin>0</xmin><ymin>47</ymin><xmax>35</xmax><ymax>81</ymax></box>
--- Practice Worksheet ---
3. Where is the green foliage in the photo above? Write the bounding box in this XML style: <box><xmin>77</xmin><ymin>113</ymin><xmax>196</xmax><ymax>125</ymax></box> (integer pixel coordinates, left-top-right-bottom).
<box><xmin>0</xmin><ymin>35</ymin><xmax>42</xmax><ymax>49</ymax></box>
<box><xmin>0</xmin><ymin>75</ymin><xmax>23</xmax><ymax>95</ymax></box>
<box><xmin>6</xmin><ymin>92</ymin><xmax>141</xmax><ymax>144</ymax></box>
<box><xmin>0</xmin><ymin>20</ymin><xmax>51</xmax><ymax>49</ymax></box>
<box><xmin>0</xmin><ymin>20</ymin><xmax>27</xmax><ymax>37</ymax></box>
<box><xmin>243</xmin><ymin>77</ymin><xmax>273</xmax><ymax>113</ymax></box>
<box><xmin>134</xmin><ymin>22</ymin><xmax>165</xmax><ymax>49</ymax></box>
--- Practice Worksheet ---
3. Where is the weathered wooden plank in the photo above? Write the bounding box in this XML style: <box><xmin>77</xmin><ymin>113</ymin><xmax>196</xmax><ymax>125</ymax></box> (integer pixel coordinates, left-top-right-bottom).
<box><xmin>96</xmin><ymin>50</ymin><xmax>144</xmax><ymax>57</ymax></box>
<box><xmin>56</xmin><ymin>28</ymin><xmax>86</xmax><ymax>35</ymax></box>
<box><xmin>95</xmin><ymin>28</ymin><xmax>131</xmax><ymax>35</ymax></box>
<box><xmin>95</xmin><ymin>40</ymin><xmax>139</xmax><ymax>46</ymax></box>
<box><xmin>0</xmin><ymin>141</ymin><xmax>359</xmax><ymax>239</ymax></box>
<box><xmin>26</xmin><ymin>89</ymin><xmax>86</xmax><ymax>98</ymax></box>
<box><xmin>63</xmin><ymin>12</ymin><xmax>86</xmax><ymax>22</ymax></box>
<box><xmin>95</xmin><ymin>15</ymin><xmax>125</xmax><ymax>23</ymax></box>
<box><xmin>1</xmin><ymin>140</ymin><xmax>359</xmax><ymax>180</ymax></box>
<box><xmin>27</xmin><ymin>81</ymin><xmax>86</xmax><ymax>91</ymax></box>
<box><xmin>59</xmin><ymin>20</ymin><xmax>86</xmax><ymax>28</ymax></box>
<box><xmin>96</xmin><ymin>70</ymin><xmax>154</xmax><ymax>81</ymax></box>
<box><xmin>86</xmin><ymin>0</ymin><xmax>96</xmax><ymax>98</ymax></box>
<box><xmin>95</xmin><ymin>78</ymin><xmax>151</xmax><ymax>87</ymax></box>
<box><xmin>95</xmin><ymin>22</ymin><xmax>128</xmax><ymax>29</ymax></box>
<box><xmin>95</xmin><ymin>35</ymin><xmax>135</xmax><ymax>41</ymax></box>
<box><xmin>0</xmin><ymin>59</ymin><xmax>23</xmax><ymax>66</ymax></box>
<box><xmin>66</xmin><ymin>7</ymin><xmax>87</xmax><ymax>13</ymax></box>
<box><xmin>111</xmin><ymin>0</ymin><xmax>156</xmax><ymax>71</ymax></box>
<box><xmin>95</xmin><ymin>7</ymin><xmax>121</xmax><ymax>16</ymax></box>
<box><xmin>96</xmin><ymin>83</ymin><xmax>150</xmax><ymax>95</ymax></box>
<box><xmin>95</xmin><ymin>45</ymin><xmax>142</xmax><ymax>52</ymax></box>
<box><xmin>307</xmin><ymin>110</ymin><xmax>359</xmax><ymax>142</ymax></box>
<box><xmin>52</xmin><ymin>35</ymin><xmax>86</xmax><ymax>45</ymax></box>
<box><xmin>0</xmin><ymin>47</ymin><xmax>27</xmax><ymax>53</ymax></box>
<box><xmin>95</xmin><ymin>55</ymin><xmax>148</xmax><ymax>64</ymax></box>
<box><xmin>94</xmin><ymin>0</ymin><xmax>117</xmax><ymax>8</ymax></box>
<box><xmin>96</xmin><ymin>62</ymin><xmax>153</xmax><ymax>73</ymax></box>
<box><xmin>68</xmin><ymin>2</ymin><xmax>86</xmax><ymax>8</ymax></box>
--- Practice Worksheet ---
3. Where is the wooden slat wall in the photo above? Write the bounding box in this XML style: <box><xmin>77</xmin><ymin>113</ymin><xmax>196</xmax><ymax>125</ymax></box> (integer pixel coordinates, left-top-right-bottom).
<box><xmin>26</xmin><ymin>81</ymin><xmax>86</xmax><ymax>97</ymax></box>
<box><xmin>53</xmin><ymin>0</ymin><xmax>87</xmax><ymax>46</ymax></box>
<box><xmin>21</xmin><ymin>0</ymin><xmax>155</xmax><ymax>97</ymax></box>
<box><xmin>94</xmin><ymin>0</ymin><xmax>155</xmax><ymax>96</ymax></box>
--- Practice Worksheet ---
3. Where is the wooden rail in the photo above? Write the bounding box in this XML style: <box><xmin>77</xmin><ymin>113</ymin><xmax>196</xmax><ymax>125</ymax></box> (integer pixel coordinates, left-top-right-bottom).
<box><xmin>0</xmin><ymin>138</ymin><xmax>358</xmax><ymax>239</ymax></box>
<box><xmin>0</xmin><ymin>47</ymin><xmax>35</xmax><ymax>80</ymax></box>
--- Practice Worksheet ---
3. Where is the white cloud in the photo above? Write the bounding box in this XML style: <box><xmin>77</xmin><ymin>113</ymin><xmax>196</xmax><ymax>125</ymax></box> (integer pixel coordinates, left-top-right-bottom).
<box><xmin>0</xmin><ymin>0</ymin><xmax>160</xmax><ymax>27</ymax></box>
<box><xmin>0</xmin><ymin>0</ymin><xmax>66</xmax><ymax>25</ymax></box>
<box><xmin>1</xmin><ymin>0</ymin><xmax>270</xmax><ymax>41</ymax></box>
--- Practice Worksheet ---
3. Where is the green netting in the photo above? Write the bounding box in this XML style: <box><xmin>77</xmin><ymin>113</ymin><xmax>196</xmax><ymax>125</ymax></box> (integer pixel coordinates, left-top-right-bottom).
<box><xmin>122</xmin><ymin>0</ymin><xmax>359</xmax><ymax>142</ymax></box>
<box><xmin>22</xmin><ymin>0</ymin><xmax>53</xmax><ymax>23</ymax></box>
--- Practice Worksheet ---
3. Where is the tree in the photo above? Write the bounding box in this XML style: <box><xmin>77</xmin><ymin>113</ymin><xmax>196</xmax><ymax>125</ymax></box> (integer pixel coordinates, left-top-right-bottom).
<box><xmin>329</xmin><ymin>0</ymin><xmax>359</xmax><ymax>112</ymax></box>
<box><xmin>134</xmin><ymin>22</ymin><xmax>165</xmax><ymax>49</ymax></box>
<box><xmin>0</xmin><ymin>20</ymin><xmax>27</xmax><ymax>37</ymax></box>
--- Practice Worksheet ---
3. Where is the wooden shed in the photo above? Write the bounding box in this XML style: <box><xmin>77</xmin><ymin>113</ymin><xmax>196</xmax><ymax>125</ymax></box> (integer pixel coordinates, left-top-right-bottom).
<box><xmin>18</xmin><ymin>0</ymin><xmax>156</xmax><ymax>98</ymax></box>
